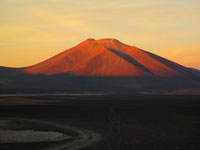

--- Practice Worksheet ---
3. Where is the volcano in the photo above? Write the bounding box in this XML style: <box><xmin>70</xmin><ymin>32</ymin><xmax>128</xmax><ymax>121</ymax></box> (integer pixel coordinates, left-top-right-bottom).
<box><xmin>0</xmin><ymin>38</ymin><xmax>200</xmax><ymax>93</ymax></box>
<box><xmin>25</xmin><ymin>38</ymin><xmax>198</xmax><ymax>77</ymax></box>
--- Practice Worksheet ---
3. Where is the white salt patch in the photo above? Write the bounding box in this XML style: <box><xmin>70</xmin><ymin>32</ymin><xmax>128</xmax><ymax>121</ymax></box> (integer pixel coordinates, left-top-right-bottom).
<box><xmin>0</xmin><ymin>130</ymin><xmax>71</xmax><ymax>143</ymax></box>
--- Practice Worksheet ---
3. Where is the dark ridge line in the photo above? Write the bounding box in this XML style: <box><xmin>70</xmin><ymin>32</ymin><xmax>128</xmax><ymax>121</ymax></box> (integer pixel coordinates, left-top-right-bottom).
<box><xmin>107</xmin><ymin>48</ymin><xmax>154</xmax><ymax>75</ymax></box>
<box><xmin>143</xmin><ymin>50</ymin><xmax>200</xmax><ymax>77</ymax></box>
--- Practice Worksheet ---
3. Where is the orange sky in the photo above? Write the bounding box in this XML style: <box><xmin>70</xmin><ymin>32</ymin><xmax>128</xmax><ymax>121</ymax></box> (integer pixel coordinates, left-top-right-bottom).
<box><xmin>0</xmin><ymin>0</ymin><xmax>200</xmax><ymax>69</ymax></box>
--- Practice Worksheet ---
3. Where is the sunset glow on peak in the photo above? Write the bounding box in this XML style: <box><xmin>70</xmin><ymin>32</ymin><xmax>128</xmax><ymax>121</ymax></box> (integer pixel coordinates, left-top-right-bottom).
<box><xmin>0</xmin><ymin>0</ymin><xmax>199</xmax><ymax>69</ymax></box>
<box><xmin>23</xmin><ymin>38</ymin><xmax>199</xmax><ymax>77</ymax></box>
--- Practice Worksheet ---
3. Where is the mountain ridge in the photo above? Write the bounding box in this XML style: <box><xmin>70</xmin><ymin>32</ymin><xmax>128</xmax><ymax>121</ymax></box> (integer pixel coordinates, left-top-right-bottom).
<box><xmin>24</xmin><ymin>38</ymin><xmax>199</xmax><ymax>77</ymax></box>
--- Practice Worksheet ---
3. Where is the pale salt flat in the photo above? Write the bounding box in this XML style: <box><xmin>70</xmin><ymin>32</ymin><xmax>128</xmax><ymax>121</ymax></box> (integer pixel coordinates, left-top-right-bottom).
<box><xmin>0</xmin><ymin>130</ymin><xmax>71</xmax><ymax>143</ymax></box>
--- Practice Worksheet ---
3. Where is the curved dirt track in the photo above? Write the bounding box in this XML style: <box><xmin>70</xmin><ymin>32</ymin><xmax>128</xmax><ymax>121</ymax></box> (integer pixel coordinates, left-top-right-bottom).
<box><xmin>0</xmin><ymin>118</ymin><xmax>102</xmax><ymax>150</ymax></box>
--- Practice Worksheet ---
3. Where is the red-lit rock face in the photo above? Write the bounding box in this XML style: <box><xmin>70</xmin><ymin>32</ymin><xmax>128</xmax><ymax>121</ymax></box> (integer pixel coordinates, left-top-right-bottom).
<box><xmin>24</xmin><ymin>38</ymin><xmax>197</xmax><ymax>77</ymax></box>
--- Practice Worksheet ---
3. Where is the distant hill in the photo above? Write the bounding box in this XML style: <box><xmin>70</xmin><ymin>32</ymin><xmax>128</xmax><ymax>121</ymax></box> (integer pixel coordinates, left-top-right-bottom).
<box><xmin>168</xmin><ymin>88</ymin><xmax>200</xmax><ymax>95</ymax></box>
<box><xmin>0</xmin><ymin>38</ymin><xmax>200</xmax><ymax>93</ymax></box>
<box><xmin>190</xmin><ymin>68</ymin><xmax>200</xmax><ymax>73</ymax></box>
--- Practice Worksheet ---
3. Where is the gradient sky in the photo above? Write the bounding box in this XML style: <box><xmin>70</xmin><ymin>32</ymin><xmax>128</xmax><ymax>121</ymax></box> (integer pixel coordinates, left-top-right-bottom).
<box><xmin>0</xmin><ymin>0</ymin><xmax>200</xmax><ymax>69</ymax></box>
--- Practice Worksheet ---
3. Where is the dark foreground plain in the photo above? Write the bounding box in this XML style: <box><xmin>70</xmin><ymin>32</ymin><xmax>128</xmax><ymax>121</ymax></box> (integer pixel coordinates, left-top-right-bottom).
<box><xmin>0</xmin><ymin>94</ymin><xmax>200</xmax><ymax>150</ymax></box>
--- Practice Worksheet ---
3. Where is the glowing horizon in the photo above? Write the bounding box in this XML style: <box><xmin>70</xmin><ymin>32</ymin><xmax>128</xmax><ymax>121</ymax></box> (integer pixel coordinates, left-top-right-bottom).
<box><xmin>0</xmin><ymin>0</ymin><xmax>200</xmax><ymax>69</ymax></box>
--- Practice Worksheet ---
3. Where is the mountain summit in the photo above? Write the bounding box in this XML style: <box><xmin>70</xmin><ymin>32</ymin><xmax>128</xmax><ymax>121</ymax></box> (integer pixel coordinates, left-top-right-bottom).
<box><xmin>24</xmin><ymin>38</ymin><xmax>198</xmax><ymax>77</ymax></box>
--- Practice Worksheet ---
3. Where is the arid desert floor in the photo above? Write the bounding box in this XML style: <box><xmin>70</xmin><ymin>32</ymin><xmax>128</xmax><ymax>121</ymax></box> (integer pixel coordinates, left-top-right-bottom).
<box><xmin>0</xmin><ymin>94</ymin><xmax>200</xmax><ymax>150</ymax></box>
